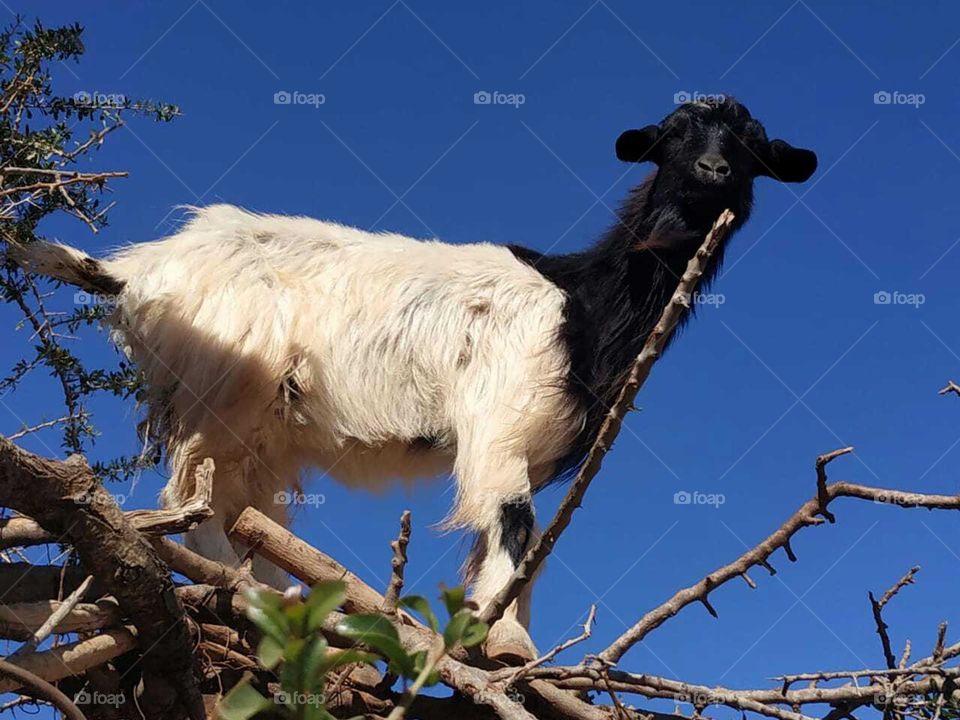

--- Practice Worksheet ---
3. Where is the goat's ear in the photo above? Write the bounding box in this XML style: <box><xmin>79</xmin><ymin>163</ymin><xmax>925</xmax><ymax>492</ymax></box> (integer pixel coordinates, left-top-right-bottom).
<box><xmin>757</xmin><ymin>139</ymin><xmax>817</xmax><ymax>183</ymax></box>
<box><xmin>616</xmin><ymin>125</ymin><xmax>661</xmax><ymax>163</ymax></box>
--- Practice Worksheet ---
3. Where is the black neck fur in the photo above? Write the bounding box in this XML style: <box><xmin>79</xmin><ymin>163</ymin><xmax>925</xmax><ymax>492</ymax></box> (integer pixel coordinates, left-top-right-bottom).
<box><xmin>509</xmin><ymin>169</ymin><xmax>752</xmax><ymax>481</ymax></box>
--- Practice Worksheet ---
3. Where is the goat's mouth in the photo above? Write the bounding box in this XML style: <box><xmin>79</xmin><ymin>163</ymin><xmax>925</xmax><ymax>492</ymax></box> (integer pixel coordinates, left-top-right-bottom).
<box><xmin>692</xmin><ymin>171</ymin><xmax>734</xmax><ymax>188</ymax></box>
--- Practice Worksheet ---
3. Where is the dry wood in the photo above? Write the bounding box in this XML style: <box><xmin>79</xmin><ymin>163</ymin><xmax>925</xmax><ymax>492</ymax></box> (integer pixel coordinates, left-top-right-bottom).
<box><xmin>0</xmin><ymin>599</ymin><xmax>119</xmax><ymax>641</ymax></box>
<box><xmin>124</xmin><ymin>457</ymin><xmax>215</xmax><ymax>534</ymax></box>
<box><xmin>480</xmin><ymin>209</ymin><xmax>737</xmax><ymax>626</ymax></box>
<box><xmin>0</xmin><ymin>458</ymin><xmax>215</xmax><ymax>551</ymax></box>
<box><xmin>0</xmin><ymin>435</ymin><xmax>205</xmax><ymax>720</ymax></box>
<box><xmin>228</xmin><ymin>506</ymin><xmax>385</xmax><ymax>614</ymax></box>
<box><xmin>0</xmin><ymin>628</ymin><xmax>136</xmax><ymax>693</ymax></box>
<box><xmin>383</xmin><ymin>510</ymin><xmax>412</xmax><ymax>612</ymax></box>
<box><xmin>9</xmin><ymin>574</ymin><xmax>94</xmax><ymax>658</ymax></box>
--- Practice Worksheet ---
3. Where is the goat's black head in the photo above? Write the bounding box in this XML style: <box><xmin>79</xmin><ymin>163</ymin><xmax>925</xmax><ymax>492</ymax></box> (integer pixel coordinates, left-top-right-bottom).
<box><xmin>615</xmin><ymin>97</ymin><xmax>817</xmax><ymax>232</ymax></box>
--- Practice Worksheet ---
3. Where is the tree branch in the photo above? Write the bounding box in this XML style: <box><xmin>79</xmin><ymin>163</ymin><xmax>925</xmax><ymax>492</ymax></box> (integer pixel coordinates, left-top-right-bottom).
<box><xmin>383</xmin><ymin>510</ymin><xmax>412</xmax><ymax>612</ymax></box>
<box><xmin>600</xmin><ymin>448</ymin><xmax>960</xmax><ymax>664</ymax></box>
<box><xmin>0</xmin><ymin>435</ymin><xmax>205</xmax><ymax>720</ymax></box>
<box><xmin>869</xmin><ymin>565</ymin><xmax>920</xmax><ymax>669</ymax></box>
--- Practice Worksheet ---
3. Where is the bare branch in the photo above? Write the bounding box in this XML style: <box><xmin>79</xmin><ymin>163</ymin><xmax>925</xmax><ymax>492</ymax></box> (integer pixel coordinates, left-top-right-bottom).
<box><xmin>0</xmin><ymin>458</ymin><xmax>215</xmax><ymax>551</ymax></box>
<box><xmin>9</xmin><ymin>574</ymin><xmax>94</xmax><ymax>657</ymax></box>
<box><xmin>124</xmin><ymin>457</ymin><xmax>215</xmax><ymax>534</ymax></box>
<box><xmin>494</xmin><ymin>605</ymin><xmax>597</xmax><ymax>687</ymax></box>
<box><xmin>600</xmin><ymin>450</ymin><xmax>960</xmax><ymax>664</ymax></box>
<box><xmin>383</xmin><ymin>510</ymin><xmax>412</xmax><ymax>612</ymax></box>
<box><xmin>228</xmin><ymin>506</ymin><xmax>387</xmax><ymax>615</ymax></box>
<box><xmin>939</xmin><ymin>380</ymin><xmax>960</xmax><ymax>397</ymax></box>
<box><xmin>0</xmin><ymin>628</ymin><xmax>136</xmax><ymax>694</ymax></box>
<box><xmin>870</xmin><ymin>566</ymin><xmax>920</xmax><ymax>669</ymax></box>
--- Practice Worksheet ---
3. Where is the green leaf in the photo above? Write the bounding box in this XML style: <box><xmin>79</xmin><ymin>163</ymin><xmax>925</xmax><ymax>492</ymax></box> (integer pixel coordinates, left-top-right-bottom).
<box><xmin>307</xmin><ymin>581</ymin><xmax>346</xmax><ymax>632</ymax></box>
<box><xmin>443</xmin><ymin>609</ymin><xmax>472</xmax><ymax>649</ymax></box>
<box><xmin>461</xmin><ymin>619</ymin><xmax>488</xmax><ymax>648</ymax></box>
<box><xmin>441</xmin><ymin>586</ymin><xmax>466</xmax><ymax>617</ymax></box>
<box><xmin>246</xmin><ymin>606</ymin><xmax>289</xmax><ymax>645</ymax></box>
<box><xmin>336</xmin><ymin>614</ymin><xmax>413</xmax><ymax>676</ymax></box>
<box><xmin>217</xmin><ymin>682</ymin><xmax>272</xmax><ymax>720</ymax></box>
<box><xmin>257</xmin><ymin>636</ymin><xmax>284</xmax><ymax>670</ymax></box>
<box><xmin>398</xmin><ymin>595</ymin><xmax>439</xmax><ymax>632</ymax></box>
<box><xmin>301</xmin><ymin>635</ymin><xmax>330</xmax><ymax>686</ymax></box>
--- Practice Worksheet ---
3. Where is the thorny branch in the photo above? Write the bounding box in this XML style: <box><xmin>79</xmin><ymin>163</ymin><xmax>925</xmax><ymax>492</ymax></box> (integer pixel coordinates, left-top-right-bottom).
<box><xmin>598</xmin><ymin>448</ymin><xmax>960</xmax><ymax>665</ymax></box>
<box><xmin>870</xmin><ymin>566</ymin><xmax>921</xmax><ymax>669</ymax></box>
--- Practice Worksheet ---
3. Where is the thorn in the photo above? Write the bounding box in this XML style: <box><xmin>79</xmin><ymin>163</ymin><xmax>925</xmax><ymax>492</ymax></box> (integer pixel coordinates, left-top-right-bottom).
<box><xmin>784</xmin><ymin>539</ymin><xmax>798</xmax><ymax>562</ymax></box>
<box><xmin>740</xmin><ymin>572</ymin><xmax>757</xmax><ymax>589</ymax></box>
<box><xmin>700</xmin><ymin>596</ymin><xmax>718</xmax><ymax>618</ymax></box>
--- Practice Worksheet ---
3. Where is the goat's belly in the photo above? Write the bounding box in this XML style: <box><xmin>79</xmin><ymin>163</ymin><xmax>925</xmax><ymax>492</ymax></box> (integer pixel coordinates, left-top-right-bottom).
<box><xmin>309</xmin><ymin>440</ymin><xmax>454</xmax><ymax>493</ymax></box>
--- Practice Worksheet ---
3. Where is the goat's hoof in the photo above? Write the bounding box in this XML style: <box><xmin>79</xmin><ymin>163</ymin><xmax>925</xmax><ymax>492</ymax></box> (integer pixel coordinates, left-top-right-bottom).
<box><xmin>486</xmin><ymin>640</ymin><xmax>536</xmax><ymax>665</ymax></box>
<box><xmin>485</xmin><ymin>620</ymin><xmax>537</xmax><ymax>665</ymax></box>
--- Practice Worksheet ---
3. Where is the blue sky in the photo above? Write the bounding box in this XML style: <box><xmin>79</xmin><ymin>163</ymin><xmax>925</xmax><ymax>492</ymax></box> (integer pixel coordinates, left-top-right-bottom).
<box><xmin>3</xmin><ymin>0</ymin><xmax>960</xmax><ymax>715</ymax></box>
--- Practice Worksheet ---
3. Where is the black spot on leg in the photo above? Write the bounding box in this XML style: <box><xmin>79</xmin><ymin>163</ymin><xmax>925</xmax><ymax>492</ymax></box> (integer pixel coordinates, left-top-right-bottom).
<box><xmin>499</xmin><ymin>497</ymin><xmax>535</xmax><ymax>567</ymax></box>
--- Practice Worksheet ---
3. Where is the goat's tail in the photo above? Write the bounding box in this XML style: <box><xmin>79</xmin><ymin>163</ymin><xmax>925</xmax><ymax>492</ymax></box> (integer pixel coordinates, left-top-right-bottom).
<box><xmin>7</xmin><ymin>241</ymin><xmax>125</xmax><ymax>295</ymax></box>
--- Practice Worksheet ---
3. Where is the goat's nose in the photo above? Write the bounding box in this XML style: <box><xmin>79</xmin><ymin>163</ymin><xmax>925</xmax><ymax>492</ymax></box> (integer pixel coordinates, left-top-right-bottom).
<box><xmin>696</xmin><ymin>153</ymin><xmax>731</xmax><ymax>179</ymax></box>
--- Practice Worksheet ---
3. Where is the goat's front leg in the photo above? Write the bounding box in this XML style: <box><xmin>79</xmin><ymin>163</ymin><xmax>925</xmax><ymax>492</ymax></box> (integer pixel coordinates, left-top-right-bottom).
<box><xmin>451</xmin><ymin>446</ymin><xmax>539</xmax><ymax>663</ymax></box>
<box><xmin>469</xmin><ymin>495</ymin><xmax>540</xmax><ymax>663</ymax></box>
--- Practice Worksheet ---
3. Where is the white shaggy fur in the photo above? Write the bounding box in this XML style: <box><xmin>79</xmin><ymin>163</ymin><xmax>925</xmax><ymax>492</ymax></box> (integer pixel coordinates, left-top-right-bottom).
<box><xmin>23</xmin><ymin>205</ymin><xmax>585</xmax><ymax>655</ymax></box>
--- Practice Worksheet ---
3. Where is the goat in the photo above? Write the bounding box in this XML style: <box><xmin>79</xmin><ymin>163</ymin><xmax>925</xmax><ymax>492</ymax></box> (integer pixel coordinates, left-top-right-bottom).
<box><xmin>13</xmin><ymin>98</ymin><xmax>816</xmax><ymax>662</ymax></box>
